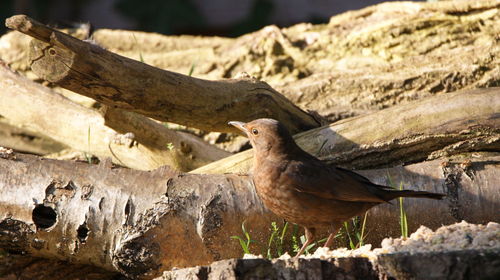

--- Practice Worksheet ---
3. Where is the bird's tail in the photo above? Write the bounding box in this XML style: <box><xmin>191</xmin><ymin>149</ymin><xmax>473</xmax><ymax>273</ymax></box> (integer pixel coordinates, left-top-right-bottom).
<box><xmin>382</xmin><ymin>189</ymin><xmax>445</xmax><ymax>201</ymax></box>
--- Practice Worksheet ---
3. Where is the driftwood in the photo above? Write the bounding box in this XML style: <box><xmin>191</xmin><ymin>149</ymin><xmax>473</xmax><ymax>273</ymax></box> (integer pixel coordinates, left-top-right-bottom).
<box><xmin>4</xmin><ymin>15</ymin><xmax>320</xmax><ymax>134</ymax></box>
<box><xmin>193</xmin><ymin>87</ymin><xmax>500</xmax><ymax>174</ymax></box>
<box><xmin>0</xmin><ymin>63</ymin><xmax>229</xmax><ymax>171</ymax></box>
<box><xmin>1</xmin><ymin>151</ymin><xmax>498</xmax><ymax>278</ymax></box>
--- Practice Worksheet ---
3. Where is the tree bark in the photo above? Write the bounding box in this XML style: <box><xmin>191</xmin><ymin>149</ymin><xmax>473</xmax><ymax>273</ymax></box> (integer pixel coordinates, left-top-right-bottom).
<box><xmin>0</xmin><ymin>63</ymin><xmax>230</xmax><ymax>171</ymax></box>
<box><xmin>1</xmin><ymin>152</ymin><xmax>498</xmax><ymax>278</ymax></box>
<box><xmin>4</xmin><ymin>15</ymin><xmax>320</xmax><ymax>134</ymax></box>
<box><xmin>193</xmin><ymin>87</ymin><xmax>500</xmax><ymax>174</ymax></box>
<box><xmin>0</xmin><ymin>253</ymin><xmax>120</xmax><ymax>280</ymax></box>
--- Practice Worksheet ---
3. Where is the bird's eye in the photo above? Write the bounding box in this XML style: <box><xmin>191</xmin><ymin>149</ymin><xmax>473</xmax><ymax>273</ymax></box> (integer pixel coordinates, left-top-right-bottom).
<box><xmin>251</xmin><ymin>128</ymin><xmax>259</xmax><ymax>135</ymax></box>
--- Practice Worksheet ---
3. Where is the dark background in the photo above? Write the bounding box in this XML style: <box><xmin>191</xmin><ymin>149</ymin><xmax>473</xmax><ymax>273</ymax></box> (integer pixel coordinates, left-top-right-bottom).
<box><xmin>1</xmin><ymin>0</ymin><xmax>423</xmax><ymax>36</ymax></box>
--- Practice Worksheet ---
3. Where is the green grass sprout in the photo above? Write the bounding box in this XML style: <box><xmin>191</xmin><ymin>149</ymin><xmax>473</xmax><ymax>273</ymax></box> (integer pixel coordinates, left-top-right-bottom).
<box><xmin>84</xmin><ymin>126</ymin><xmax>92</xmax><ymax>164</ymax></box>
<box><xmin>231</xmin><ymin>221</ymin><xmax>257</xmax><ymax>255</ymax></box>
<box><xmin>131</xmin><ymin>33</ymin><xmax>145</xmax><ymax>63</ymax></box>
<box><xmin>386</xmin><ymin>173</ymin><xmax>409</xmax><ymax>238</ymax></box>
<box><xmin>398</xmin><ymin>181</ymin><xmax>409</xmax><ymax>238</ymax></box>
<box><xmin>188</xmin><ymin>62</ymin><xmax>196</xmax><ymax>76</ymax></box>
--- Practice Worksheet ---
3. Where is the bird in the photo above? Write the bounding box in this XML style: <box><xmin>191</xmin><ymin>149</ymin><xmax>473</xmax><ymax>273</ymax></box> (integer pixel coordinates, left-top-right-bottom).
<box><xmin>228</xmin><ymin>118</ymin><xmax>445</xmax><ymax>258</ymax></box>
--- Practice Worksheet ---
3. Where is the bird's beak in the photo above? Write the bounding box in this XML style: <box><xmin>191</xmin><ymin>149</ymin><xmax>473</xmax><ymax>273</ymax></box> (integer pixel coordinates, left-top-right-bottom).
<box><xmin>228</xmin><ymin>121</ymin><xmax>248</xmax><ymax>134</ymax></box>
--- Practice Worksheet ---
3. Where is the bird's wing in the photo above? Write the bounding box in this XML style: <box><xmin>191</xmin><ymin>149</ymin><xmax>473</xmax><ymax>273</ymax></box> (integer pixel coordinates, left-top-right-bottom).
<box><xmin>283</xmin><ymin>160</ymin><xmax>390</xmax><ymax>203</ymax></box>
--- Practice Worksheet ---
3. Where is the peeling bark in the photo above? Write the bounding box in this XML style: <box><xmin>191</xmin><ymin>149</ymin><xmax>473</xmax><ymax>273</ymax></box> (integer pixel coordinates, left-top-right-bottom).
<box><xmin>1</xmin><ymin>152</ymin><xmax>498</xmax><ymax>277</ymax></box>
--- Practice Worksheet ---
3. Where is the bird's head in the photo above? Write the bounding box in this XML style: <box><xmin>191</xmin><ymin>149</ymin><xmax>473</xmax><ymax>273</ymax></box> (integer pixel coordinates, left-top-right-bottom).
<box><xmin>228</xmin><ymin>118</ymin><xmax>297</xmax><ymax>157</ymax></box>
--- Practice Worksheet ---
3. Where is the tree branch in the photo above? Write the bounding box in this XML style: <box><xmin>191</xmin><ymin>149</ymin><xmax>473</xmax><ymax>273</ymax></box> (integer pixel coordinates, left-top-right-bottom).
<box><xmin>5</xmin><ymin>15</ymin><xmax>320</xmax><ymax>134</ymax></box>
<box><xmin>0</xmin><ymin>63</ymin><xmax>230</xmax><ymax>171</ymax></box>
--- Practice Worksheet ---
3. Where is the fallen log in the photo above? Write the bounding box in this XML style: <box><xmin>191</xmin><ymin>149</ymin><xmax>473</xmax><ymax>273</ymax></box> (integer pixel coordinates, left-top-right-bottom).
<box><xmin>2</xmin><ymin>1</ymin><xmax>497</xmax><ymax>123</ymax></box>
<box><xmin>0</xmin><ymin>117</ymin><xmax>66</xmax><ymax>155</ymax></box>
<box><xmin>193</xmin><ymin>87</ymin><xmax>500</xmax><ymax>174</ymax></box>
<box><xmin>158</xmin><ymin>249</ymin><xmax>500</xmax><ymax>280</ymax></box>
<box><xmin>0</xmin><ymin>63</ymin><xmax>230</xmax><ymax>171</ymax></box>
<box><xmin>1</xmin><ymin>151</ymin><xmax>498</xmax><ymax>278</ymax></box>
<box><xmin>4</xmin><ymin>15</ymin><xmax>320</xmax><ymax>134</ymax></box>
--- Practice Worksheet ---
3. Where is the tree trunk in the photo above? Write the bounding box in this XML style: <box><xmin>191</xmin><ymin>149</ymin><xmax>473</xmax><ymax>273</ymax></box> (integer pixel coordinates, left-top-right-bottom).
<box><xmin>1</xmin><ymin>152</ymin><xmax>498</xmax><ymax>278</ymax></box>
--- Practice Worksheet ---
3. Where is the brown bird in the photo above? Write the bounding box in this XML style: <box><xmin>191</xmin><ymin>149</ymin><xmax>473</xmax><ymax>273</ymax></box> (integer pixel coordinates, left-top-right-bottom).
<box><xmin>229</xmin><ymin>118</ymin><xmax>445</xmax><ymax>258</ymax></box>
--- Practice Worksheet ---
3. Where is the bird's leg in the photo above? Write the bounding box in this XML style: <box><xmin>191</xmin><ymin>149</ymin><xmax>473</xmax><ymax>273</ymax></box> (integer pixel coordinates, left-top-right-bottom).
<box><xmin>324</xmin><ymin>222</ymin><xmax>342</xmax><ymax>248</ymax></box>
<box><xmin>294</xmin><ymin>227</ymin><xmax>315</xmax><ymax>259</ymax></box>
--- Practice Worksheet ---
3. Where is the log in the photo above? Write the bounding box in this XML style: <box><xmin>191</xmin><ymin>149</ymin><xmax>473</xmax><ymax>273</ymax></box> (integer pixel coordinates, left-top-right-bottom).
<box><xmin>158</xmin><ymin>249</ymin><xmax>500</xmax><ymax>280</ymax></box>
<box><xmin>193</xmin><ymin>87</ymin><xmax>500</xmax><ymax>174</ymax></box>
<box><xmin>0</xmin><ymin>117</ymin><xmax>66</xmax><ymax>155</ymax></box>
<box><xmin>2</xmin><ymin>1</ymin><xmax>497</xmax><ymax>122</ymax></box>
<box><xmin>4</xmin><ymin>15</ymin><xmax>320</xmax><ymax>134</ymax></box>
<box><xmin>276</xmin><ymin>0</ymin><xmax>500</xmax><ymax>119</ymax></box>
<box><xmin>0</xmin><ymin>62</ymin><xmax>230</xmax><ymax>171</ymax></box>
<box><xmin>1</xmin><ymin>152</ymin><xmax>498</xmax><ymax>278</ymax></box>
<box><xmin>377</xmin><ymin>249</ymin><xmax>500</xmax><ymax>280</ymax></box>
<box><xmin>158</xmin><ymin>258</ymin><xmax>379</xmax><ymax>280</ymax></box>
<box><xmin>0</xmin><ymin>253</ymin><xmax>119</xmax><ymax>280</ymax></box>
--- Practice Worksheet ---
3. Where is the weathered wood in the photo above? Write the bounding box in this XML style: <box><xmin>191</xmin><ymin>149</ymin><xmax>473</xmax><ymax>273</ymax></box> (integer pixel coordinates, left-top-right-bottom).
<box><xmin>277</xmin><ymin>0</ymin><xmax>500</xmax><ymax>119</ymax></box>
<box><xmin>0</xmin><ymin>253</ymin><xmax>120</xmax><ymax>280</ymax></box>
<box><xmin>158</xmin><ymin>249</ymin><xmax>500</xmax><ymax>280</ymax></box>
<box><xmin>4</xmin><ymin>15</ymin><xmax>320</xmax><ymax>134</ymax></box>
<box><xmin>0</xmin><ymin>63</ymin><xmax>230</xmax><ymax>171</ymax></box>
<box><xmin>2</xmin><ymin>1</ymin><xmax>498</xmax><ymax>123</ymax></box>
<box><xmin>58</xmin><ymin>0</ymin><xmax>500</xmax><ymax>121</ymax></box>
<box><xmin>193</xmin><ymin>87</ymin><xmax>500</xmax><ymax>174</ymax></box>
<box><xmin>377</xmin><ymin>249</ymin><xmax>500</xmax><ymax>280</ymax></box>
<box><xmin>158</xmin><ymin>258</ymin><xmax>379</xmax><ymax>280</ymax></box>
<box><xmin>1</xmin><ymin>152</ymin><xmax>498</xmax><ymax>277</ymax></box>
<box><xmin>0</xmin><ymin>117</ymin><xmax>66</xmax><ymax>155</ymax></box>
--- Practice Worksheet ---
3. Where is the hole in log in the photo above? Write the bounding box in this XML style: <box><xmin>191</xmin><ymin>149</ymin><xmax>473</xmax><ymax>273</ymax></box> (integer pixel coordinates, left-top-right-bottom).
<box><xmin>32</xmin><ymin>204</ymin><xmax>57</xmax><ymax>230</ymax></box>
<box><xmin>48</xmin><ymin>48</ymin><xmax>56</xmax><ymax>56</ymax></box>
<box><xmin>77</xmin><ymin>223</ymin><xmax>89</xmax><ymax>243</ymax></box>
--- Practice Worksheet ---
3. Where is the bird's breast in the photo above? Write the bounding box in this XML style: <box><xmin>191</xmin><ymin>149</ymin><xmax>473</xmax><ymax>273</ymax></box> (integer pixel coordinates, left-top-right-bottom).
<box><xmin>252</xmin><ymin>162</ymin><xmax>318</xmax><ymax>225</ymax></box>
